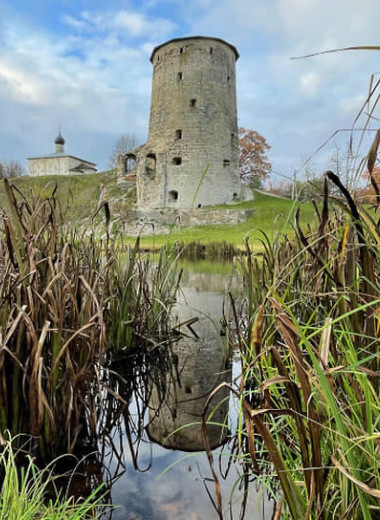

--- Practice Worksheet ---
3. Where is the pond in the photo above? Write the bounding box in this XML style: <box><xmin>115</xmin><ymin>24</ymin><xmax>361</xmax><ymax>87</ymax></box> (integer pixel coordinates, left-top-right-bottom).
<box><xmin>70</xmin><ymin>262</ymin><xmax>273</xmax><ymax>520</ymax></box>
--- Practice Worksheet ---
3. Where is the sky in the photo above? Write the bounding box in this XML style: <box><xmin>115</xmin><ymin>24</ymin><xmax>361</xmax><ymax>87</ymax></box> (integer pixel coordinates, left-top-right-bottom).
<box><xmin>1</xmin><ymin>0</ymin><xmax>380</xmax><ymax>182</ymax></box>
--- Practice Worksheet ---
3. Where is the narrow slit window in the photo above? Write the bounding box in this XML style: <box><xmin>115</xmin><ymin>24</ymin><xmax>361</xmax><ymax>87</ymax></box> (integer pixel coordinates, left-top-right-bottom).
<box><xmin>177</xmin><ymin>72</ymin><xmax>183</xmax><ymax>81</ymax></box>
<box><xmin>210</xmin><ymin>47</ymin><xmax>213</xmax><ymax>54</ymax></box>
<box><xmin>227</xmin><ymin>76</ymin><xmax>230</xmax><ymax>83</ymax></box>
<box><xmin>175</xmin><ymin>129</ymin><xmax>182</xmax><ymax>140</ymax></box>
<box><xmin>190</xmin><ymin>98</ymin><xmax>196</xmax><ymax>107</ymax></box>
<box><xmin>173</xmin><ymin>157</ymin><xmax>182</xmax><ymax>165</ymax></box>
<box><xmin>180</xmin><ymin>47</ymin><xmax>183</xmax><ymax>54</ymax></box>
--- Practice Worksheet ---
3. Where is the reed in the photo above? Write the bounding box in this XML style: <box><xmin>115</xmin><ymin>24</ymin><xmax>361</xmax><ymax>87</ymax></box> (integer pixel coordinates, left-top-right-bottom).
<box><xmin>203</xmin><ymin>156</ymin><xmax>380</xmax><ymax>518</ymax></box>
<box><xmin>223</xmin><ymin>169</ymin><xmax>380</xmax><ymax>519</ymax></box>
<box><xmin>0</xmin><ymin>180</ymin><xmax>180</xmax><ymax>458</ymax></box>
<box><xmin>173</xmin><ymin>240</ymin><xmax>240</xmax><ymax>261</ymax></box>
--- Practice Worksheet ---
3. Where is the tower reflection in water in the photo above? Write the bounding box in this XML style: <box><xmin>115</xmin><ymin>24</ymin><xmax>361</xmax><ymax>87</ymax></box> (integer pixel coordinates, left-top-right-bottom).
<box><xmin>148</xmin><ymin>278</ymin><xmax>232</xmax><ymax>452</ymax></box>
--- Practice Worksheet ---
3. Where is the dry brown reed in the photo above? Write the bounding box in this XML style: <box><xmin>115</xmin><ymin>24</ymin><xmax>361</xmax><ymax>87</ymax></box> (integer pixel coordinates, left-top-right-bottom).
<box><xmin>0</xmin><ymin>179</ymin><xmax>180</xmax><ymax>458</ymax></box>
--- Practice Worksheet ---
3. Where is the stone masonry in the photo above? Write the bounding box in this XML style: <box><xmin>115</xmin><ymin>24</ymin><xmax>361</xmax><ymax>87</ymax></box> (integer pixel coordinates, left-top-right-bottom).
<box><xmin>118</xmin><ymin>36</ymin><xmax>253</xmax><ymax>210</ymax></box>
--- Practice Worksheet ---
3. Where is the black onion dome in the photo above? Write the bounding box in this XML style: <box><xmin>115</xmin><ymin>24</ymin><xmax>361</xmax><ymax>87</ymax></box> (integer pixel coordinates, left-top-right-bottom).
<box><xmin>55</xmin><ymin>131</ymin><xmax>65</xmax><ymax>145</ymax></box>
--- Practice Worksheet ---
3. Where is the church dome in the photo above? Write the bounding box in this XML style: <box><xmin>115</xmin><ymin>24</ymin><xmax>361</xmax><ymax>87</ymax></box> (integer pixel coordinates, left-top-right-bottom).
<box><xmin>55</xmin><ymin>131</ymin><xmax>65</xmax><ymax>145</ymax></box>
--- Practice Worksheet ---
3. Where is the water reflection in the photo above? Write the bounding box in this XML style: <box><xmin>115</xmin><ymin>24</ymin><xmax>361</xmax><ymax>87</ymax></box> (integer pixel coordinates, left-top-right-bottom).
<box><xmin>68</xmin><ymin>265</ymin><xmax>271</xmax><ymax>519</ymax></box>
<box><xmin>148</xmin><ymin>283</ymin><xmax>232</xmax><ymax>452</ymax></box>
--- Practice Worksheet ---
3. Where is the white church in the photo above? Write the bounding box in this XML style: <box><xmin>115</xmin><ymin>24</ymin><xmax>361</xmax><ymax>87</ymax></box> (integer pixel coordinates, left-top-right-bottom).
<box><xmin>28</xmin><ymin>131</ymin><xmax>97</xmax><ymax>177</ymax></box>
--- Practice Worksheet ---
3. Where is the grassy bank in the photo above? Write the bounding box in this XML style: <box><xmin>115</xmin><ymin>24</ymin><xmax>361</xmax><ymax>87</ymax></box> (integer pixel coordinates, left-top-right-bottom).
<box><xmin>0</xmin><ymin>175</ymin><xmax>317</xmax><ymax>250</ymax></box>
<box><xmin>133</xmin><ymin>191</ymin><xmax>317</xmax><ymax>250</ymax></box>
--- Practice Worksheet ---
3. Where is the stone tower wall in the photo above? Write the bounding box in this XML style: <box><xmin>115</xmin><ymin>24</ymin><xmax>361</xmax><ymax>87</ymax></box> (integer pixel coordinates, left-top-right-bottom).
<box><xmin>137</xmin><ymin>36</ymin><xmax>245</xmax><ymax>209</ymax></box>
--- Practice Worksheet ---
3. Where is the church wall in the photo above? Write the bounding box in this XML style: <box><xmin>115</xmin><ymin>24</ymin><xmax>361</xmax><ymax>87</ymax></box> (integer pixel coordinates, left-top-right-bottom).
<box><xmin>67</xmin><ymin>156</ymin><xmax>96</xmax><ymax>174</ymax></box>
<box><xmin>28</xmin><ymin>156</ymin><xmax>69</xmax><ymax>177</ymax></box>
<box><xmin>28</xmin><ymin>156</ymin><xmax>95</xmax><ymax>177</ymax></box>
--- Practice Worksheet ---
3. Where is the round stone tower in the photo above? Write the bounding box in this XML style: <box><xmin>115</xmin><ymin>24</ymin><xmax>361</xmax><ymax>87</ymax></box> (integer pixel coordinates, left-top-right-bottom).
<box><xmin>136</xmin><ymin>36</ymin><xmax>245</xmax><ymax>209</ymax></box>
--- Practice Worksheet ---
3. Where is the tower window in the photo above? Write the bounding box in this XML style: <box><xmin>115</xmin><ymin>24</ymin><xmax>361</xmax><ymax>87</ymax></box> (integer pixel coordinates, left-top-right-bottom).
<box><xmin>168</xmin><ymin>190</ymin><xmax>179</xmax><ymax>202</ymax></box>
<box><xmin>180</xmin><ymin>47</ymin><xmax>183</xmax><ymax>54</ymax></box>
<box><xmin>175</xmin><ymin>129</ymin><xmax>182</xmax><ymax>140</ymax></box>
<box><xmin>210</xmin><ymin>47</ymin><xmax>213</xmax><ymax>54</ymax></box>
<box><xmin>227</xmin><ymin>76</ymin><xmax>230</xmax><ymax>83</ymax></box>
<box><xmin>190</xmin><ymin>98</ymin><xmax>196</xmax><ymax>107</ymax></box>
<box><xmin>223</xmin><ymin>159</ymin><xmax>230</xmax><ymax>167</ymax></box>
<box><xmin>173</xmin><ymin>157</ymin><xmax>182</xmax><ymax>165</ymax></box>
<box><xmin>177</xmin><ymin>72</ymin><xmax>183</xmax><ymax>81</ymax></box>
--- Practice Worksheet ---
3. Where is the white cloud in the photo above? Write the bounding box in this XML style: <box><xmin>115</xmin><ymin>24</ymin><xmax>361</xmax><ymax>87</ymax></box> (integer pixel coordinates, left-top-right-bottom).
<box><xmin>338</xmin><ymin>94</ymin><xmax>367</xmax><ymax>117</ymax></box>
<box><xmin>114</xmin><ymin>11</ymin><xmax>147</xmax><ymax>36</ymax></box>
<box><xmin>0</xmin><ymin>61</ymin><xmax>47</xmax><ymax>104</ymax></box>
<box><xmin>2</xmin><ymin>0</ymin><xmax>380</xmax><ymax>177</ymax></box>
<box><xmin>62</xmin><ymin>9</ymin><xmax>177</xmax><ymax>40</ymax></box>
<box><xmin>61</xmin><ymin>14</ymin><xmax>89</xmax><ymax>32</ymax></box>
<box><xmin>0</xmin><ymin>8</ymin><xmax>167</xmax><ymax>169</ymax></box>
<box><xmin>299</xmin><ymin>71</ymin><xmax>321</xmax><ymax>97</ymax></box>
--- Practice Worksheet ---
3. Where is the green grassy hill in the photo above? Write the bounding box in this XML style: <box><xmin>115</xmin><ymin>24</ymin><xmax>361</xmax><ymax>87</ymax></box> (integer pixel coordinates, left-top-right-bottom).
<box><xmin>0</xmin><ymin>170</ymin><xmax>121</xmax><ymax>223</ymax></box>
<box><xmin>0</xmin><ymin>174</ymin><xmax>316</xmax><ymax>249</ymax></box>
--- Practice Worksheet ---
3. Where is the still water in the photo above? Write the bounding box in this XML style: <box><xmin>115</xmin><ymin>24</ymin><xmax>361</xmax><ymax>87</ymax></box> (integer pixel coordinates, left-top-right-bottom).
<box><xmin>93</xmin><ymin>265</ymin><xmax>272</xmax><ymax>519</ymax></box>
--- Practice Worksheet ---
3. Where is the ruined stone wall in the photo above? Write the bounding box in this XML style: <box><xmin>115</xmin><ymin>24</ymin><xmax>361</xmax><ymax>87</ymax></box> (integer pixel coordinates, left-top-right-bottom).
<box><xmin>137</xmin><ymin>36</ymin><xmax>248</xmax><ymax>209</ymax></box>
<box><xmin>119</xmin><ymin>207</ymin><xmax>253</xmax><ymax>236</ymax></box>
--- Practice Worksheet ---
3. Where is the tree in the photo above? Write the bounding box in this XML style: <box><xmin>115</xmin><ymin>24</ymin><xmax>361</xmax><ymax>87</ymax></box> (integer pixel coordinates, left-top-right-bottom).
<box><xmin>238</xmin><ymin>127</ymin><xmax>272</xmax><ymax>187</ymax></box>
<box><xmin>0</xmin><ymin>159</ymin><xmax>25</xmax><ymax>178</ymax></box>
<box><xmin>108</xmin><ymin>134</ymin><xmax>138</xmax><ymax>169</ymax></box>
<box><xmin>360</xmin><ymin>166</ymin><xmax>380</xmax><ymax>203</ymax></box>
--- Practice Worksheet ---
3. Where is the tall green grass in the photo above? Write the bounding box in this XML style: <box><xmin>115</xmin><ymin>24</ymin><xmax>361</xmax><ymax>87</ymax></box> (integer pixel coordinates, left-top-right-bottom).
<box><xmin>206</xmin><ymin>171</ymin><xmax>380</xmax><ymax>518</ymax></box>
<box><xmin>0</xmin><ymin>435</ymin><xmax>109</xmax><ymax>519</ymax></box>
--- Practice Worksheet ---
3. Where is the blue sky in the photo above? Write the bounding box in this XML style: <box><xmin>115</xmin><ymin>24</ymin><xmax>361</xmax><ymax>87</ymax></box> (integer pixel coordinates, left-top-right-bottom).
<box><xmin>1</xmin><ymin>0</ymin><xmax>380</xmax><ymax>182</ymax></box>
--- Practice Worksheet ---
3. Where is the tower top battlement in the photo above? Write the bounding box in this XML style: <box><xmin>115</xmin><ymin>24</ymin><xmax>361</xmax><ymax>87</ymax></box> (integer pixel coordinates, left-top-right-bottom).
<box><xmin>149</xmin><ymin>35</ymin><xmax>239</xmax><ymax>62</ymax></box>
